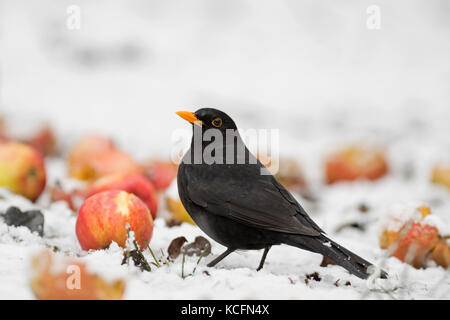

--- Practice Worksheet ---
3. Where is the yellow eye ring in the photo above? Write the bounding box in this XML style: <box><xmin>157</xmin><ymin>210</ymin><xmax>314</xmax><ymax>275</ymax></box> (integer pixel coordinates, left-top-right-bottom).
<box><xmin>212</xmin><ymin>117</ymin><xmax>222</xmax><ymax>128</ymax></box>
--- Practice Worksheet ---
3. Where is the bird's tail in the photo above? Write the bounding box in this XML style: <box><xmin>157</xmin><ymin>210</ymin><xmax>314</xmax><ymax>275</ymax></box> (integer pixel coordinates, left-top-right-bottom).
<box><xmin>283</xmin><ymin>234</ymin><xmax>387</xmax><ymax>279</ymax></box>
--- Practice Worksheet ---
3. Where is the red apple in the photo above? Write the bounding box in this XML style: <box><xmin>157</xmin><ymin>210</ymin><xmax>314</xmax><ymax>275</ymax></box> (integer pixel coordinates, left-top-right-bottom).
<box><xmin>87</xmin><ymin>172</ymin><xmax>158</xmax><ymax>219</ymax></box>
<box><xmin>27</xmin><ymin>126</ymin><xmax>57</xmax><ymax>156</ymax></box>
<box><xmin>68</xmin><ymin>135</ymin><xmax>116</xmax><ymax>180</ymax></box>
<box><xmin>380</xmin><ymin>222</ymin><xmax>439</xmax><ymax>268</ymax></box>
<box><xmin>69</xmin><ymin>136</ymin><xmax>141</xmax><ymax>181</ymax></box>
<box><xmin>69</xmin><ymin>135</ymin><xmax>115</xmax><ymax>163</ymax></box>
<box><xmin>143</xmin><ymin>160</ymin><xmax>177</xmax><ymax>191</ymax></box>
<box><xmin>83</xmin><ymin>150</ymin><xmax>141</xmax><ymax>179</ymax></box>
<box><xmin>325</xmin><ymin>146</ymin><xmax>388</xmax><ymax>184</ymax></box>
<box><xmin>258</xmin><ymin>155</ymin><xmax>307</xmax><ymax>192</ymax></box>
<box><xmin>379</xmin><ymin>206</ymin><xmax>441</xmax><ymax>268</ymax></box>
<box><xmin>0</xmin><ymin>116</ymin><xmax>6</xmax><ymax>141</ymax></box>
<box><xmin>76</xmin><ymin>190</ymin><xmax>153</xmax><ymax>250</ymax></box>
<box><xmin>0</xmin><ymin>141</ymin><xmax>46</xmax><ymax>201</ymax></box>
<box><xmin>30</xmin><ymin>250</ymin><xmax>125</xmax><ymax>300</ymax></box>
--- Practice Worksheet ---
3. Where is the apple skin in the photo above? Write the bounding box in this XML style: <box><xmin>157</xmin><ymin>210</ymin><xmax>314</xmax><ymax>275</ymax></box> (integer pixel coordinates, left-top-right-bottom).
<box><xmin>76</xmin><ymin>190</ymin><xmax>153</xmax><ymax>250</ymax></box>
<box><xmin>258</xmin><ymin>155</ymin><xmax>307</xmax><ymax>192</ymax></box>
<box><xmin>30</xmin><ymin>250</ymin><xmax>125</xmax><ymax>300</ymax></box>
<box><xmin>0</xmin><ymin>141</ymin><xmax>46</xmax><ymax>201</ymax></box>
<box><xmin>28</xmin><ymin>126</ymin><xmax>57</xmax><ymax>156</ymax></box>
<box><xmin>68</xmin><ymin>135</ymin><xmax>140</xmax><ymax>181</ymax></box>
<box><xmin>87</xmin><ymin>172</ymin><xmax>158</xmax><ymax>219</ymax></box>
<box><xmin>325</xmin><ymin>146</ymin><xmax>388</xmax><ymax>184</ymax></box>
<box><xmin>430</xmin><ymin>239</ymin><xmax>450</xmax><ymax>269</ymax></box>
<box><xmin>379</xmin><ymin>222</ymin><xmax>439</xmax><ymax>268</ymax></box>
<box><xmin>166</xmin><ymin>197</ymin><xmax>196</xmax><ymax>225</ymax></box>
<box><xmin>431</xmin><ymin>165</ymin><xmax>450</xmax><ymax>191</ymax></box>
<box><xmin>69</xmin><ymin>135</ymin><xmax>115</xmax><ymax>163</ymax></box>
<box><xmin>143</xmin><ymin>160</ymin><xmax>177</xmax><ymax>191</ymax></box>
<box><xmin>378</xmin><ymin>206</ymin><xmax>448</xmax><ymax>269</ymax></box>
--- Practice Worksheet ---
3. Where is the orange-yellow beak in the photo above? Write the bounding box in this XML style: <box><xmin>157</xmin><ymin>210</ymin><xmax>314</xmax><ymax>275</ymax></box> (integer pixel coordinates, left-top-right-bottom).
<box><xmin>176</xmin><ymin>111</ymin><xmax>203</xmax><ymax>126</ymax></box>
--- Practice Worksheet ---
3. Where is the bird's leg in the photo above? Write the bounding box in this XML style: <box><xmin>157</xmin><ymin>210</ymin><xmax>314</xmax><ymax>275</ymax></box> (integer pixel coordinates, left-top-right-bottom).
<box><xmin>256</xmin><ymin>245</ymin><xmax>272</xmax><ymax>271</ymax></box>
<box><xmin>207</xmin><ymin>248</ymin><xmax>235</xmax><ymax>267</ymax></box>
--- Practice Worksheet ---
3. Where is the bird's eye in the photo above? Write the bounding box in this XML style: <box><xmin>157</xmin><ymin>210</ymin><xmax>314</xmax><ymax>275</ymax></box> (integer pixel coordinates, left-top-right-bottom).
<box><xmin>212</xmin><ymin>117</ymin><xmax>222</xmax><ymax>128</ymax></box>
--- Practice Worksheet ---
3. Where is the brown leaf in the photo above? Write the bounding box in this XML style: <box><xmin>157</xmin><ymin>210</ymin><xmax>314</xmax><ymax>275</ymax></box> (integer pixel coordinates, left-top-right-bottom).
<box><xmin>306</xmin><ymin>272</ymin><xmax>321</xmax><ymax>282</ymax></box>
<box><xmin>333</xmin><ymin>279</ymin><xmax>351</xmax><ymax>287</ymax></box>
<box><xmin>167</xmin><ymin>236</ymin><xmax>188</xmax><ymax>259</ymax></box>
<box><xmin>165</xmin><ymin>218</ymin><xmax>183</xmax><ymax>228</ymax></box>
<box><xmin>183</xmin><ymin>236</ymin><xmax>211</xmax><ymax>257</ymax></box>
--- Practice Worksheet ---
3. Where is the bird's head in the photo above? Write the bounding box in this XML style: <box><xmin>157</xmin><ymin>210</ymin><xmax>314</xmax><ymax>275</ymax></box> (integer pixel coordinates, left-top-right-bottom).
<box><xmin>176</xmin><ymin>108</ymin><xmax>237</xmax><ymax>132</ymax></box>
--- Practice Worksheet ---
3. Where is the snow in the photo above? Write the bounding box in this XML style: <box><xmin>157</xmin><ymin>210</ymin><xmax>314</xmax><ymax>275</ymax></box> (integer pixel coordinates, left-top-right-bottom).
<box><xmin>1</xmin><ymin>160</ymin><xmax>449</xmax><ymax>299</ymax></box>
<box><xmin>1</xmin><ymin>0</ymin><xmax>449</xmax><ymax>300</ymax></box>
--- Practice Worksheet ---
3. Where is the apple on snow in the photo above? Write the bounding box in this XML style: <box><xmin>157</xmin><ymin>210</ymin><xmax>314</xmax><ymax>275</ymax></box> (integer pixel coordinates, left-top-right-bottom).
<box><xmin>30</xmin><ymin>250</ymin><xmax>125</xmax><ymax>300</ymax></box>
<box><xmin>87</xmin><ymin>172</ymin><xmax>159</xmax><ymax>219</ymax></box>
<box><xmin>379</xmin><ymin>205</ymin><xmax>449</xmax><ymax>269</ymax></box>
<box><xmin>0</xmin><ymin>141</ymin><xmax>46</xmax><ymax>202</ymax></box>
<box><xmin>76</xmin><ymin>190</ymin><xmax>154</xmax><ymax>250</ymax></box>
<box><xmin>325</xmin><ymin>146</ymin><xmax>388</xmax><ymax>184</ymax></box>
<box><xmin>68</xmin><ymin>135</ymin><xmax>140</xmax><ymax>181</ymax></box>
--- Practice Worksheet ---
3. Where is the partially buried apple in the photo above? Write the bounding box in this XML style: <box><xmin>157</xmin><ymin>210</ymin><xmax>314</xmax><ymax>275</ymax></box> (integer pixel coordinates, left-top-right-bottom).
<box><xmin>68</xmin><ymin>135</ymin><xmax>140</xmax><ymax>181</ymax></box>
<box><xmin>325</xmin><ymin>146</ymin><xmax>388</xmax><ymax>184</ymax></box>
<box><xmin>87</xmin><ymin>172</ymin><xmax>158</xmax><ymax>219</ymax></box>
<box><xmin>76</xmin><ymin>190</ymin><xmax>153</xmax><ymax>250</ymax></box>
<box><xmin>431</xmin><ymin>164</ymin><xmax>450</xmax><ymax>191</ymax></box>
<box><xmin>30</xmin><ymin>250</ymin><xmax>125</xmax><ymax>300</ymax></box>
<box><xmin>27</xmin><ymin>126</ymin><xmax>57</xmax><ymax>156</ymax></box>
<box><xmin>0</xmin><ymin>141</ymin><xmax>46</xmax><ymax>201</ymax></box>
<box><xmin>379</xmin><ymin>205</ymin><xmax>449</xmax><ymax>268</ymax></box>
<box><xmin>142</xmin><ymin>159</ymin><xmax>178</xmax><ymax>191</ymax></box>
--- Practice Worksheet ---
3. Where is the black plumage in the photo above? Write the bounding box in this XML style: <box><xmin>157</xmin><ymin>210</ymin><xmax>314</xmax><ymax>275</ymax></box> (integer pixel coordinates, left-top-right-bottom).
<box><xmin>176</xmin><ymin>108</ymin><xmax>387</xmax><ymax>279</ymax></box>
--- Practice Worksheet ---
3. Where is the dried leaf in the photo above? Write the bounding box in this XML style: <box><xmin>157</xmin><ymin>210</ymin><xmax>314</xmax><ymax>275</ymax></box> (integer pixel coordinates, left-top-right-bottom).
<box><xmin>184</xmin><ymin>236</ymin><xmax>211</xmax><ymax>257</ymax></box>
<box><xmin>167</xmin><ymin>236</ymin><xmax>188</xmax><ymax>259</ymax></box>
<box><xmin>306</xmin><ymin>272</ymin><xmax>321</xmax><ymax>282</ymax></box>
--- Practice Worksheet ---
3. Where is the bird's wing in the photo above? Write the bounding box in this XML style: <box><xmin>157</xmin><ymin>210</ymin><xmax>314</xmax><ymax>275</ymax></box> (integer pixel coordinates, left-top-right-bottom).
<box><xmin>185</xmin><ymin>166</ymin><xmax>323</xmax><ymax>236</ymax></box>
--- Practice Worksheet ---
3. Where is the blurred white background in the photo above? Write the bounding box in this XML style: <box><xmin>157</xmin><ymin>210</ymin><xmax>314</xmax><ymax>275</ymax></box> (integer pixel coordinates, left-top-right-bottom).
<box><xmin>1</xmin><ymin>0</ymin><xmax>449</xmax><ymax>160</ymax></box>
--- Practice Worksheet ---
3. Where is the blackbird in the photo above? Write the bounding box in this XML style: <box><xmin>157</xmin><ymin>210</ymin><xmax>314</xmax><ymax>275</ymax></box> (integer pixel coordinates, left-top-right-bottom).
<box><xmin>176</xmin><ymin>108</ymin><xmax>387</xmax><ymax>279</ymax></box>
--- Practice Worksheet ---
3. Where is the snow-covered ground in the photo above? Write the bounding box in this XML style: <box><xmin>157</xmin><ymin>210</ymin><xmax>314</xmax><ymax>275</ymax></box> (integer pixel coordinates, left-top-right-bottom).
<box><xmin>0</xmin><ymin>162</ymin><xmax>449</xmax><ymax>300</ymax></box>
<box><xmin>0</xmin><ymin>0</ymin><xmax>449</xmax><ymax>299</ymax></box>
